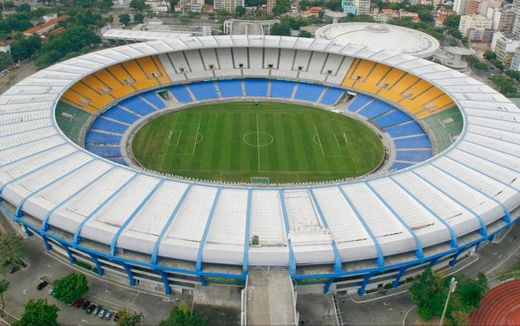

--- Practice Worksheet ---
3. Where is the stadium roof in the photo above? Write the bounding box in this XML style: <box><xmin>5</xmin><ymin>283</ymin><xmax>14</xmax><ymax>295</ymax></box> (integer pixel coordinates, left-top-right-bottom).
<box><xmin>315</xmin><ymin>22</ymin><xmax>440</xmax><ymax>58</ymax></box>
<box><xmin>0</xmin><ymin>36</ymin><xmax>518</xmax><ymax>271</ymax></box>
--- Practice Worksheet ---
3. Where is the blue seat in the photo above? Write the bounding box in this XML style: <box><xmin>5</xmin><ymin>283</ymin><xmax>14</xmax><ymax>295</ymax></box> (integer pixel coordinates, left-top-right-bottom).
<box><xmin>386</xmin><ymin>121</ymin><xmax>425</xmax><ymax>138</ymax></box>
<box><xmin>348</xmin><ymin>94</ymin><xmax>372</xmax><ymax>112</ymax></box>
<box><xmin>358</xmin><ymin>101</ymin><xmax>395</xmax><ymax>119</ymax></box>
<box><xmin>372</xmin><ymin>110</ymin><xmax>412</xmax><ymax>129</ymax></box>
<box><xmin>217</xmin><ymin>80</ymin><xmax>243</xmax><ymax>97</ymax></box>
<box><xmin>141</xmin><ymin>91</ymin><xmax>165</xmax><ymax>109</ymax></box>
<box><xmin>270</xmin><ymin>80</ymin><xmax>295</xmax><ymax>99</ymax></box>
<box><xmin>390</xmin><ymin>162</ymin><xmax>413</xmax><ymax>170</ymax></box>
<box><xmin>102</xmin><ymin>106</ymin><xmax>139</xmax><ymax>124</ymax></box>
<box><xmin>395</xmin><ymin>150</ymin><xmax>432</xmax><ymax>162</ymax></box>
<box><xmin>320</xmin><ymin>87</ymin><xmax>344</xmax><ymax>105</ymax></box>
<box><xmin>245</xmin><ymin>79</ymin><xmax>268</xmax><ymax>97</ymax></box>
<box><xmin>169</xmin><ymin>85</ymin><xmax>193</xmax><ymax>103</ymax></box>
<box><xmin>85</xmin><ymin>131</ymin><xmax>122</xmax><ymax>145</ymax></box>
<box><xmin>188</xmin><ymin>81</ymin><xmax>219</xmax><ymax>101</ymax></box>
<box><xmin>111</xmin><ymin>157</ymin><xmax>128</xmax><ymax>166</ymax></box>
<box><xmin>394</xmin><ymin>135</ymin><xmax>432</xmax><ymax>149</ymax></box>
<box><xmin>85</xmin><ymin>144</ymin><xmax>122</xmax><ymax>158</ymax></box>
<box><xmin>119</xmin><ymin>97</ymin><xmax>156</xmax><ymax>116</ymax></box>
<box><xmin>90</xmin><ymin>117</ymin><xmax>128</xmax><ymax>134</ymax></box>
<box><xmin>294</xmin><ymin>83</ymin><xmax>324</xmax><ymax>102</ymax></box>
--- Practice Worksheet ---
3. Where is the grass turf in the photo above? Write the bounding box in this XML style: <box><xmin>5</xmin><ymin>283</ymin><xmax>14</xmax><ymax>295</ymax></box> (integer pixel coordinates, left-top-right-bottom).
<box><xmin>131</xmin><ymin>102</ymin><xmax>384</xmax><ymax>183</ymax></box>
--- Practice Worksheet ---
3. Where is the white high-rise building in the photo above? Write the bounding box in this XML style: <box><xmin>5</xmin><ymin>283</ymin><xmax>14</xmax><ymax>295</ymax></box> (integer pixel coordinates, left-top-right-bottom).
<box><xmin>354</xmin><ymin>0</ymin><xmax>371</xmax><ymax>15</ymax></box>
<box><xmin>459</xmin><ymin>14</ymin><xmax>493</xmax><ymax>36</ymax></box>
<box><xmin>214</xmin><ymin>0</ymin><xmax>245</xmax><ymax>12</ymax></box>
<box><xmin>512</xmin><ymin>0</ymin><xmax>520</xmax><ymax>39</ymax></box>
<box><xmin>453</xmin><ymin>0</ymin><xmax>469</xmax><ymax>15</ymax></box>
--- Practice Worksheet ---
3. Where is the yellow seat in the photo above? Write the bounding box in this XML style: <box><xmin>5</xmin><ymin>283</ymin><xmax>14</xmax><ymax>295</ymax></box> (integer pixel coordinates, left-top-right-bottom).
<box><xmin>95</xmin><ymin>69</ymin><xmax>135</xmax><ymax>98</ymax></box>
<box><xmin>376</xmin><ymin>69</ymin><xmax>406</xmax><ymax>94</ymax></box>
<box><xmin>121</xmin><ymin>60</ymin><xmax>157</xmax><ymax>89</ymax></box>
<box><xmin>379</xmin><ymin>74</ymin><xmax>420</xmax><ymax>103</ymax></box>
<box><xmin>137</xmin><ymin>56</ymin><xmax>170</xmax><ymax>84</ymax></box>
<box><xmin>356</xmin><ymin>64</ymin><xmax>391</xmax><ymax>94</ymax></box>
<box><xmin>62</xmin><ymin>89</ymin><xmax>97</xmax><ymax>113</ymax></box>
<box><xmin>342</xmin><ymin>59</ymin><xmax>361</xmax><ymax>87</ymax></box>
<box><xmin>71</xmin><ymin>82</ymin><xmax>112</xmax><ymax>109</ymax></box>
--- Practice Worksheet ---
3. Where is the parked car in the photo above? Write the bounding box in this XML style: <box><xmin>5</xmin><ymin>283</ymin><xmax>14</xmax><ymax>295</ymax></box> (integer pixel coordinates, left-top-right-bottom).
<box><xmin>94</xmin><ymin>306</ymin><xmax>102</xmax><ymax>316</ymax></box>
<box><xmin>86</xmin><ymin>304</ymin><xmax>97</xmax><ymax>315</ymax></box>
<box><xmin>74</xmin><ymin>298</ymin><xmax>85</xmax><ymax>308</ymax></box>
<box><xmin>104</xmin><ymin>311</ymin><xmax>113</xmax><ymax>321</ymax></box>
<box><xmin>36</xmin><ymin>281</ymin><xmax>48</xmax><ymax>291</ymax></box>
<box><xmin>98</xmin><ymin>308</ymin><xmax>106</xmax><ymax>319</ymax></box>
<box><xmin>81</xmin><ymin>300</ymin><xmax>91</xmax><ymax>310</ymax></box>
<box><xmin>113</xmin><ymin>311</ymin><xmax>120</xmax><ymax>322</ymax></box>
<box><xmin>48</xmin><ymin>287</ymin><xmax>54</xmax><ymax>295</ymax></box>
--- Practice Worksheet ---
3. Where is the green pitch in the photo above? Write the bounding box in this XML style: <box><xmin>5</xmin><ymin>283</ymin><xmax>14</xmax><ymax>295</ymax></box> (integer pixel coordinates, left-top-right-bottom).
<box><xmin>131</xmin><ymin>102</ymin><xmax>384</xmax><ymax>183</ymax></box>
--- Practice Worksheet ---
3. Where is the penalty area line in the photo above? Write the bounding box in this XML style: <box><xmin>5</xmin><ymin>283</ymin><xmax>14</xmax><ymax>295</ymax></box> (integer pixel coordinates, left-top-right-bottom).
<box><xmin>314</xmin><ymin>125</ymin><xmax>326</xmax><ymax>158</ymax></box>
<box><xmin>192</xmin><ymin>122</ymin><xmax>201</xmax><ymax>155</ymax></box>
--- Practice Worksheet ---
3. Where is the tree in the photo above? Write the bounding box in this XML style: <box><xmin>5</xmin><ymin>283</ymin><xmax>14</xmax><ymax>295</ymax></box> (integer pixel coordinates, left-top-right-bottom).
<box><xmin>0</xmin><ymin>52</ymin><xmax>13</xmax><ymax>71</ymax></box>
<box><xmin>134</xmin><ymin>13</ymin><xmax>144</xmax><ymax>23</ymax></box>
<box><xmin>159</xmin><ymin>301</ymin><xmax>208</xmax><ymax>326</ymax></box>
<box><xmin>116</xmin><ymin>308</ymin><xmax>142</xmax><ymax>326</ymax></box>
<box><xmin>13</xmin><ymin>299</ymin><xmax>58</xmax><ymax>326</ymax></box>
<box><xmin>270</xmin><ymin>23</ymin><xmax>290</xmax><ymax>36</ymax></box>
<box><xmin>10</xmin><ymin>33</ymin><xmax>42</xmax><ymax>62</ymax></box>
<box><xmin>52</xmin><ymin>272</ymin><xmax>89</xmax><ymax>304</ymax></box>
<box><xmin>483</xmin><ymin>50</ymin><xmax>497</xmax><ymax>61</ymax></box>
<box><xmin>130</xmin><ymin>0</ymin><xmax>147</xmax><ymax>11</ymax></box>
<box><xmin>235</xmin><ymin>5</ymin><xmax>246</xmax><ymax>16</ymax></box>
<box><xmin>16</xmin><ymin>3</ymin><xmax>31</xmax><ymax>12</ymax></box>
<box><xmin>298</xmin><ymin>30</ymin><xmax>311</xmax><ymax>38</ymax></box>
<box><xmin>410</xmin><ymin>268</ymin><xmax>447</xmax><ymax>321</ymax></box>
<box><xmin>119</xmin><ymin>13</ymin><xmax>131</xmax><ymax>26</ymax></box>
<box><xmin>0</xmin><ymin>280</ymin><xmax>8</xmax><ymax>317</ymax></box>
<box><xmin>444</xmin><ymin>14</ymin><xmax>460</xmax><ymax>29</ymax></box>
<box><xmin>272</xmin><ymin>0</ymin><xmax>290</xmax><ymax>15</ymax></box>
<box><xmin>0</xmin><ymin>233</ymin><xmax>25</xmax><ymax>274</ymax></box>
<box><xmin>506</xmin><ymin>69</ymin><xmax>520</xmax><ymax>81</ymax></box>
<box><xmin>449</xmin><ymin>311</ymin><xmax>470</xmax><ymax>326</ymax></box>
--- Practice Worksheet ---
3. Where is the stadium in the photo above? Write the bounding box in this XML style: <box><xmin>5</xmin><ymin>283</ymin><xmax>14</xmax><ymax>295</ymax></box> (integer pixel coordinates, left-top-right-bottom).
<box><xmin>0</xmin><ymin>34</ymin><xmax>518</xmax><ymax>298</ymax></box>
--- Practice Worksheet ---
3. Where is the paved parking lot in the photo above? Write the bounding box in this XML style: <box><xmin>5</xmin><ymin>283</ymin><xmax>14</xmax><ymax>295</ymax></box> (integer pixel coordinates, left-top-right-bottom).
<box><xmin>0</xmin><ymin>218</ymin><xmax>190</xmax><ymax>325</ymax></box>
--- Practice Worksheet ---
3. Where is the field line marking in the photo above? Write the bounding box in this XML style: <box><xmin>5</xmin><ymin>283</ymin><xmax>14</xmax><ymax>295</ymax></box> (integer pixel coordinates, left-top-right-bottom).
<box><xmin>160</xmin><ymin>117</ymin><xmax>178</xmax><ymax>170</ymax></box>
<box><xmin>175</xmin><ymin>130</ymin><xmax>182</xmax><ymax>146</ymax></box>
<box><xmin>191</xmin><ymin>122</ymin><xmax>201</xmax><ymax>155</ymax></box>
<box><xmin>333</xmin><ymin>133</ymin><xmax>340</xmax><ymax>148</ymax></box>
<box><xmin>256</xmin><ymin>112</ymin><xmax>261</xmax><ymax>171</ymax></box>
<box><xmin>314</xmin><ymin>125</ymin><xmax>326</xmax><ymax>158</ymax></box>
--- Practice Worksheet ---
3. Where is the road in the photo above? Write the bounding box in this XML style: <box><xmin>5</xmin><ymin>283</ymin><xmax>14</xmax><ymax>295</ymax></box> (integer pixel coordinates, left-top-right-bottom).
<box><xmin>0</xmin><ymin>61</ymin><xmax>37</xmax><ymax>95</ymax></box>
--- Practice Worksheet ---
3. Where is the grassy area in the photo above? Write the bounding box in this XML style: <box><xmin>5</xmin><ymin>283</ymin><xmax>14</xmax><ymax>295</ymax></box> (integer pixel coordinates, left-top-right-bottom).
<box><xmin>132</xmin><ymin>102</ymin><xmax>384</xmax><ymax>183</ymax></box>
<box><xmin>55</xmin><ymin>101</ymin><xmax>91</xmax><ymax>145</ymax></box>
<box><xmin>193</xmin><ymin>304</ymin><xmax>240</xmax><ymax>326</ymax></box>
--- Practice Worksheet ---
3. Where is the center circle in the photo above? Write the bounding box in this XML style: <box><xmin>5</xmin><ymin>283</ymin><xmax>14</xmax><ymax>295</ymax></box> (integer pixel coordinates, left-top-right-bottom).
<box><xmin>243</xmin><ymin>132</ymin><xmax>274</xmax><ymax>147</ymax></box>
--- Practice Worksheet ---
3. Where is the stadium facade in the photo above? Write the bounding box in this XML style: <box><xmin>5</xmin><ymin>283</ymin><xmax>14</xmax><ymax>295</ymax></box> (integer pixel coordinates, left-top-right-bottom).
<box><xmin>0</xmin><ymin>35</ymin><xmax>519</xmax><ymax>296</ymax></box>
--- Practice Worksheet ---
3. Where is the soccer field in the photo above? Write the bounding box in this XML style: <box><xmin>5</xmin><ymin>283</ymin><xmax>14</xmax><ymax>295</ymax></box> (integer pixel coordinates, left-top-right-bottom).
<box><xmin>131</xmin><ymin>102</ymin><xmax>385</xmax><ymax>183</ymax></box>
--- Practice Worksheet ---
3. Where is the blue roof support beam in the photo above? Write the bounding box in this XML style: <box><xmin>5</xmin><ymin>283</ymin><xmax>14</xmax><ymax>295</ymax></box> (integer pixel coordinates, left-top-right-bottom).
<box><xmin>337</xmin><ymin>186</ymin><xmax>385</xmax><ymax>268</ymax></box>
<box><xmin>89</xmin><ymin>253</ymin><xmax>104</xmax><ymax>276</ymax></box>
<box><xmin>122</xmin><ymin>263</ymin><xmax>136</xmax><ymax>287</ymax></box>
<box><xmin>158</xmin><ymin>270</ymin><xmax>171</xmax><ymax>295</ymax></box>
<box><xmin>389</xmin><ymin>176</ymin><xmax>458</xmax><ymax>248</ymax></box>
<box><xmin>15</xmin><ymin>158</ymin><xmax>95</xmax><ymax>217</ymax></box>
<box><xmin>110</xmin><ymin>180</ymin><xmax>164</xmax><ymax>256</ymax></box>
<box><xmin>392</xmin><ymin>266</ymin><xmax>408</xmax><ymax>288</ymax></box>
<box><xmin>364</xmin><ymin>182</ymin><xmax>423</xmax><ymax>259</ymax></box>
<box><xmin>242</xmin><ymin>189</ymin><xmax>252</xmax><ymax>273</ymax></box>
<box><xmin>42</xmin><ymin>166</ymin><xmax>116</xmax><ymax>231</ymax></box>
<box><xmin>196</xmin><ymin>188</ymin><xmax>222</xmax><ymax>273</ymax></box>
<box><xmin>278</xmin><ymin>190</ymin><xmax>296</xmax><ymax>275</ymax></box>
<box><xmin>151</xmin><ymin>183</ymin><xmax>193</xmax><ymax>265</ymax></box>
<box><xmin>411</xmin><ymin>170</ymin><xmax>488</xmax><ymax>236</ymax></box>
<box><xmin>59</xmin><ymin>242</ymin><xmax>75</xmax><ymax>264</ymax></box>
<box><xmin>73</xmin><ymin>173</ymin><xmax>138</xmax><ymax>245</ymax></box>
<box><xmin>308</xmin><ymin>188</ymin><xmax>342</xmax><ymax>274</ymax></box>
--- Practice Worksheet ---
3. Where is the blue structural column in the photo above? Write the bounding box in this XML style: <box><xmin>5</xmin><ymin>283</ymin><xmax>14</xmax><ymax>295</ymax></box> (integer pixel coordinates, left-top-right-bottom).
<box><xmin>89</xmin><ymin>253</ymin><xmax>104</xmax><ymax>276</ymax></box>
<box><xmin>60</xmin><ymin>243</ymin><xmax>75</xmax><ymax>264</ymax></box>
<box><xmin>122</xmin><ymin>263</ymin><xmax>136</xmax><ymax>287</ymax></box>
<box><xmin>392</xmin><ymin>267</ymin><xmax>408</xmax><ymax>288</ymax></box>
<box><xmin>278</xmin><ymin>190</ymin><xmax>296</xmax><ymax>276</ymax></box>
<box><xmin>242</xmin><ymin>189</ymin><xmax>253</xmax><ymax>273</ymax></box>
<box><xmin>158</xmin><ymin>270</ymin><xmax>171</xmax><ymax>295</ymax></box>
<box><xmin>358</xmin><ymin>273</ymin><xmax>373</xmax><ymax>296</ymax></box>
<box><xmin>449</xmin><ymin>251</ymin><xmax>462</xmax><ymax>268</ymax></box>
<box><xmin>195</xmin><ymin>188</ymin><xmax>222</xmax><ymax>279</ymax></box>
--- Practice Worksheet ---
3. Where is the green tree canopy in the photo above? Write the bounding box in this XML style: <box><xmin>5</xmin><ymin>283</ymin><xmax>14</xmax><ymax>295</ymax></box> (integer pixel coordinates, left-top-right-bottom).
<box><xmin>52</xmin><ymin>272</ymin><xmax>89</xmax><ymax>304</ymax></box>
<box><xmin>134</xmin><ymin>13</ymin><xmax>145</xmax><ymax>23</ymax></box>
<box><xmin>0</xmin><ymin>52</ymin><xmax>13</xmax><ymax>71</ymax></box>
<box><xmin>444</xmin><ymin>15</ymin><xmax>460</xmax><ymax>29</ymax></box>
<box><xmin>10</xmin><ymin>33</ymin><xmax>42</xmax><ymax>62</ymax></box>
<box><xmin>119</xmin><ymin>13</ymin><xmax>131</xmax><ymax>26</ymax></box>
<box><xmin>130</xmin><ymin>0</ymin><xmax>147</xmax><ymax>11</ymax></box>
<box><xmin>13</xmin><ymin>299</ymin><xmax>58</xmax><ymax>326</ymax></box>
<box><xmin>0</xmin><ymin>280</ymin><xmax>8</xmax><ymax>317</ymax></box>
<box><xmin>116</xmin><ymin>308</ymin><xmax>142</xmax><ymax>326</ymax></box>
<box><xmin>298</xmin><ymin>30</ymin><xmax>311</xmax><ymax>38</ymax></box>
<box><xmin>159</xmin><ymin>301</ymin><xmax>208</xmax><ymax>326</ymax></box>
<box><xmin>272</xmin><ymin>0</ymin><xmax>290</xmax><ymax>15</ymax></box>
<box><xmin>270</xmin><ymin>22</ymin><xmax>291</xmax><ymax>36</ymax></box>
<box><xmin>0</xmin><ymin>233</ymin><xmax>26</xmax><ymax>274</ymax></box>
<box><xmin>483</xmin><ymin>50</ymin><xmax>497</xmax><ymax>61</ymax></box>
<box><xmin>235</xmin><ymin>5</ymin><xmax>246</xmax><ymax>16</ymax></box>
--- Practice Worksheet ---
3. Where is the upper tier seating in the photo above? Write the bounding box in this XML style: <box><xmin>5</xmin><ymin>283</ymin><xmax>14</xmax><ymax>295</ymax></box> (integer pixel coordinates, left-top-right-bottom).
<box><xmin>62</xmin><ymin>56</ymin><xmax>171</xmax><ymax>113</ymax></box>
<box><xmin>342</xmin><ymin>59</ymin><xmax>454</xmax><ymax>118</ymax></box>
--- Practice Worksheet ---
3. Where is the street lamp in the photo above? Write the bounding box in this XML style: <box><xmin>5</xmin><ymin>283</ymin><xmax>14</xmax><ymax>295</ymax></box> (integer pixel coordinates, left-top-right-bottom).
<box><xmin>439</xmin><ymin>277</ymin><xmax>458</xmax><ymax>326</ymax></box>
